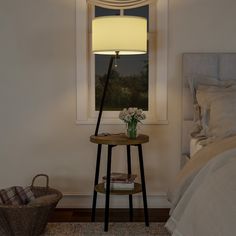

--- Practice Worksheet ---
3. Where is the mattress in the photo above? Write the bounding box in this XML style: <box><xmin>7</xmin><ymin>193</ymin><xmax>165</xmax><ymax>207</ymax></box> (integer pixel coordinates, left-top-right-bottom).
<box><xmin>190</xmin><ymin>137</ymin><xmax>203</xmax><ymax>157</ymax></box>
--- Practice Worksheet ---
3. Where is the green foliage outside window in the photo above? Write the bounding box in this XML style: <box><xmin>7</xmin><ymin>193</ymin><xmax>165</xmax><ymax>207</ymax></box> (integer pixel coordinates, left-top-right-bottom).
<box><xmin>95</xmin><ymin>60</ymin><xmax>148</xmax><ymax>111</ymax></box>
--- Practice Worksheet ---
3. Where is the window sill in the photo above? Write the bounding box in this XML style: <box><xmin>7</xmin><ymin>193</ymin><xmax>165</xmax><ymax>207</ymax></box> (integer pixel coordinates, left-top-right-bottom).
<box><xmin>76</xmin><ymin>118</ymin><xmax>169</xmax><ymax>125</ymax></box>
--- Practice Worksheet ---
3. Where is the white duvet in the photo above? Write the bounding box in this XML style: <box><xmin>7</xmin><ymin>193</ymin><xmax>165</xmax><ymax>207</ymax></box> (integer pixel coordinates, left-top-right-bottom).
<box><xmin>166</xmin><ymin>135</ymin><xmax>236</xmax><ymax>236</ymax></box>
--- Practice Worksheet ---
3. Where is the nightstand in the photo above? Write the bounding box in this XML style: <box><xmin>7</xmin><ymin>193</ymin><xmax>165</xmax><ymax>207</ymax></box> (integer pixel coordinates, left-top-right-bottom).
<box><xmin>90</xmin><ymin>133</ymin><xmax>149</xmax><ymax>231</ymax></box>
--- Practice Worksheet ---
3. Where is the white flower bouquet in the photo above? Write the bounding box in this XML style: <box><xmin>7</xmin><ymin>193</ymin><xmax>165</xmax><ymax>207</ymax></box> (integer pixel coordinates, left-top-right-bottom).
<box><xmin>119</xmin><ymin>108</ymin><xmax>146</xmax><ymax>138</ymax></box>
<box><xmin>119</xmin><ymin>107</ymin><xmax>146</xmax><ymax>123</ymax></box>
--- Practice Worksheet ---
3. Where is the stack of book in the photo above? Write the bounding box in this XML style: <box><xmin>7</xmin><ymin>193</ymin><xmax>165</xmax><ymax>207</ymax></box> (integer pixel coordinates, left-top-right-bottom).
<box><xmin>103</xmin><ymin>172</ymin><xmax>137</xmax><ymax>190</ymax></box>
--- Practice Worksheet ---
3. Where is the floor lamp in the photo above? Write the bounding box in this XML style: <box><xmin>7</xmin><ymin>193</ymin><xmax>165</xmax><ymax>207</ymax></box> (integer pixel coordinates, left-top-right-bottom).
<box><xmin>92</xmin><ymin>15</ymin><xmax>147</xmax><ymax>136</ymax></box>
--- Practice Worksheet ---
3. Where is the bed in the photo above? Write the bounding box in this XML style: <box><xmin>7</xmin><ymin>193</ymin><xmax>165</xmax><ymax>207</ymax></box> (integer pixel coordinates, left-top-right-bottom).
<box><xmin>166</xmin><ymin>53</ymin><xmax>236</xmax><ymax>236</ymax></box>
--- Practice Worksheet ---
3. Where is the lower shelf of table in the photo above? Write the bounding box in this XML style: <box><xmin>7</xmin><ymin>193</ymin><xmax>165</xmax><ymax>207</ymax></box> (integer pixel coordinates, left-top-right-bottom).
<box><xmin>95</xmin><ymin>183</ymin><xmax>142</xmax><ymax>195</ymax></box>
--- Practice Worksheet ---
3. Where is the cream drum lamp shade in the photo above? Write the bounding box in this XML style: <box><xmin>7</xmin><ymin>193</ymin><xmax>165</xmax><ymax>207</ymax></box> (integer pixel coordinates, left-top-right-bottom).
<box><xmin>92</xmin><ymin>16</ymin><xmax>147</xmax><ymax>55</ymax></box>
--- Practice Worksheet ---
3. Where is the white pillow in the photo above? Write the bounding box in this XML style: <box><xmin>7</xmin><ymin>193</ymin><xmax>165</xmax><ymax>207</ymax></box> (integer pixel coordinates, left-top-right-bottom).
<box><xmin>187</xmin><ymin>76</ymin><xmax>236</xmax><ymax>138</ymax></box>
<box><xmin>196</xmin><ymin>85</ymin><xmax>236</xmax><ymax>140</ymax></box>
<box><xmin>208</xmin><ymin>92</ymin><xmax>236</xmax><ymax>138</ymax></box>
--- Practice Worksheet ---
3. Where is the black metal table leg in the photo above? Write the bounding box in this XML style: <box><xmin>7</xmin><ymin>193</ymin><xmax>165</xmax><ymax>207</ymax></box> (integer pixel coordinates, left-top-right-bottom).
<box><xmin>104</xmin><ymin>145</ymin><xmax>113</xmax><ymax>232</ymax></box>
<box><xmin>91</xmin><ymin>144</ymin><xmax>102</xmax><ymax>222</ymax></box>
<box><xmin>138</xmin><ymin>144</ymin><xmax>149</xmax><ymax>226</ymax></box>
<box><xmin>126</xmin><ymin>145</ymin><xmax>133</xmax><ymax>222</ymax></box>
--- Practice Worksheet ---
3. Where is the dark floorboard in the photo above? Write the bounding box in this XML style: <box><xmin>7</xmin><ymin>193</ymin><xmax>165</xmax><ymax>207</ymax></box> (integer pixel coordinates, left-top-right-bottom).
<box><xmin>49</xmin><ymin>208</ymin><xmax>170</xmax><ymax>223</ymax></box>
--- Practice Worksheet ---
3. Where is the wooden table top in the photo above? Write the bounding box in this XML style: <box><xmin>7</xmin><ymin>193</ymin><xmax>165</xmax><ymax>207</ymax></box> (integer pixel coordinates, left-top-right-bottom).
<box><xmin>90</xmin><ymin>133</ymin><xmax>149</xmax><ymax>145</ymax></box>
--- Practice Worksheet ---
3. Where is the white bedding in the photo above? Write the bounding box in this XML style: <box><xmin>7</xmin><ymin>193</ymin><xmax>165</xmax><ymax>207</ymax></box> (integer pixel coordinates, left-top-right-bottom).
<box><xmin>166</xmin><ymin>135</ymin><xmax>236</xmax><ymax>236</ymax></box>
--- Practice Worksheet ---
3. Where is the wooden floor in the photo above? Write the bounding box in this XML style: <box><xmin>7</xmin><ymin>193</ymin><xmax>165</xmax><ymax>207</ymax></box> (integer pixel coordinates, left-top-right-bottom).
<box><xmin>49</xmin><ymin>208</ymin><xmax>170</xmax><ymax>223</ymax></box>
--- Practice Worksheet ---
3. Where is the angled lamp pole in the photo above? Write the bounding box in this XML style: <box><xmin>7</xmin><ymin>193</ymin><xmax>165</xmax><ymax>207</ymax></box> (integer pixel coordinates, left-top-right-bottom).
<box><xmin>92</xmin><ymin>15</ymin><xmax>147</xmax><ymax>136</ymax></box>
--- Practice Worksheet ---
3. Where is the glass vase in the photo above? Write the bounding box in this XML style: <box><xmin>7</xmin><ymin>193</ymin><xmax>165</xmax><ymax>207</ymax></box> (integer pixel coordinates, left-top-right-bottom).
<box><xmin>126</xmin><ymin>121</ymin><xmax>138</xmax><ymax>139</ymax></box>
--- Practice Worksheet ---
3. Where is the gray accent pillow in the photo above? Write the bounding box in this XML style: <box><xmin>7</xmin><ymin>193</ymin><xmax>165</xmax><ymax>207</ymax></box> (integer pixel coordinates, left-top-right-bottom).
<box><xmin>187</xmin><ymin>75</ymin><xmax>220</xmax><ymax>103</ymax></box>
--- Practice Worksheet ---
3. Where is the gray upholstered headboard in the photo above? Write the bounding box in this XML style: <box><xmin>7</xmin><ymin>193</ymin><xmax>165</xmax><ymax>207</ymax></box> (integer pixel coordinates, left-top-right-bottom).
<box><xmin>182</xmin><ymin>53</ymin><xmax>236</xmax><ymax>156</ymax></box>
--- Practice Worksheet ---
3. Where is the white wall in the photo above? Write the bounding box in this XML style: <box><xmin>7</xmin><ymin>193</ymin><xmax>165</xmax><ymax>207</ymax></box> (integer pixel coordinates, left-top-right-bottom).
<box><xmin>0</xmin><ymin>0</ymin><xmax>236</xmax><ymax>208</ymax></box>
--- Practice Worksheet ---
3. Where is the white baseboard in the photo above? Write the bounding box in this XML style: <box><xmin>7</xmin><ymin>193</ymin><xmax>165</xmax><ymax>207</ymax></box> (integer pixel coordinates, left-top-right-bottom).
<box><xmin>57</xmin><ymin>193</ymin><xmax>171</xmax><ymax>209</ymax></box>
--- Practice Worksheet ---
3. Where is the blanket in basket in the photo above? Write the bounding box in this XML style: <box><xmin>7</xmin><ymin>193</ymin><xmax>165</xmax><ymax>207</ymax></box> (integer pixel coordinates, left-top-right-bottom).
<box><xmin>0</xmin><ymin>186</ymin><xmax>35</xmax><ymax>205</ymax></box>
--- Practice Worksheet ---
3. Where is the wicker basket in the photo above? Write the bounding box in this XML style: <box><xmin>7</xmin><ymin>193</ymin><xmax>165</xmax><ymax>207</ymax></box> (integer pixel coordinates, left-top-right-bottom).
<box><xmin>0</xmin><ymin>174</ymin><xmax>62</xmax><ymax>236</ymax></box>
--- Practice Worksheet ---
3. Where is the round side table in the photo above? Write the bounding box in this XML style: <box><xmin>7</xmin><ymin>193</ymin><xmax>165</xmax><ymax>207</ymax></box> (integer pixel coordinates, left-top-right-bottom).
<box><xmin>90</xmin><ymin>133</ymin><xmax>149</xmax><ymax>231</ymax></box>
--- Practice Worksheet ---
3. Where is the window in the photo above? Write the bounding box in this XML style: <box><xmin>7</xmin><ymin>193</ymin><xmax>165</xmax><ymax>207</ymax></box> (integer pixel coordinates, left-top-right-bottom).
<box><xmin>76</xmin><ymin>0</ymin><xmax>168</xmax><ymax>124</ymax></box>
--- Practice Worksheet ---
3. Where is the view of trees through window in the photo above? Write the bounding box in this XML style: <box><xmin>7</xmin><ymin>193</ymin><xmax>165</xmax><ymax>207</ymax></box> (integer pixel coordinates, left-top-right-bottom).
<box><xmin>95</xmin><ymin>6</ymin><xmax>149</xmax><ymax>111</ymax></box>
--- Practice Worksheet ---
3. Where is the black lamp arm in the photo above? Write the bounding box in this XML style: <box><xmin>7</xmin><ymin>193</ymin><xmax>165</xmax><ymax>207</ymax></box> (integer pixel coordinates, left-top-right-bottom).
<box><xmin>94</xmin><ymin>55</ymin><xmax>115</xmax><ymax>136</ymax></box>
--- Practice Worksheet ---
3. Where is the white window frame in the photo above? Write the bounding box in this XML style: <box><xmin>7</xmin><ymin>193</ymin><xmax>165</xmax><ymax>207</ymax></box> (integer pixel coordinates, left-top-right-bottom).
<box><xmin>76</xmin><ymin>0</ymin><xmax>168</xmax><ymax>125</ymax></box>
